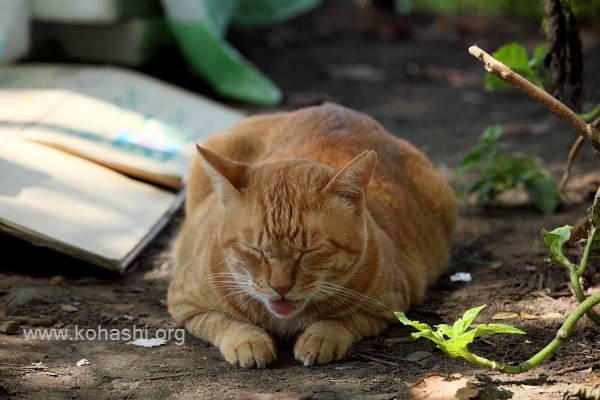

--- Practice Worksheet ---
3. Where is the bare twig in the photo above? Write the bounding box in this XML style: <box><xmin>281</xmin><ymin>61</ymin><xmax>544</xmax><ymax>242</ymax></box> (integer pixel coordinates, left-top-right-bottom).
<box><xmin>468</xmin><ymin>45</ymin><xmax>600</xmax><ymax>154</ymax></box>
<box><xmin>555</xmin><ymin>359</ymin><xmax>600</xmax><ymax>375</ymax></box>
<box><xmin>560</xmin><ymin>136</ymin><xmax>585</xmax><ymax>198</ymax></box>
<box><xmin>560</xmin><ymin>115</ymin><xmax>600</xmax><ymax>195</ymax></box>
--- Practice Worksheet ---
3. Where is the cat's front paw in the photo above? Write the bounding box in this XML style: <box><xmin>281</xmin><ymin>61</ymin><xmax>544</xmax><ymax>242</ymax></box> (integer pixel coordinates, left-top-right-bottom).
<box><xmin>220</xmin><ymin>329</ymin><xmax>276</xmax><ymax>368</ymax></box>
<box><xmin>294</xmin><ymin>321</ymin><xmax>354</xmax><ymax>366</ymax></box>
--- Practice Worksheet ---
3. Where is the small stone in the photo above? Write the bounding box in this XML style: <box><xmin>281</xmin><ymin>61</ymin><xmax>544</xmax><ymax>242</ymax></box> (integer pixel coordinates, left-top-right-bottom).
<box><xmin>0</xmin><ymin>320</ymin><xmax>19</xmax><ymax>334</ymax></box>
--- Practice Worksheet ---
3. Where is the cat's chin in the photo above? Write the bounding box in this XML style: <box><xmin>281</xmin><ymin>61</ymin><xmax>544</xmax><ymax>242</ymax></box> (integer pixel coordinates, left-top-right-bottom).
<box><xmin>266</xmin><ymin>298</ymin><xmax>304</xmax><ymax>317</ymax></box>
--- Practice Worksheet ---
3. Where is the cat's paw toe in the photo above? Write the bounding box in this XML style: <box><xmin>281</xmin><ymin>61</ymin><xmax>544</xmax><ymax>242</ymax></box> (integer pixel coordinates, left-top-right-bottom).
<box><xmin>294</xmin><ymin>328</ymin><xmax>353</xmax><ymax>366</ymax></box>
<box><xmin>221</xmin><ymin>331</ymin><xmax>276</xmax><ymax>368</ymax></box>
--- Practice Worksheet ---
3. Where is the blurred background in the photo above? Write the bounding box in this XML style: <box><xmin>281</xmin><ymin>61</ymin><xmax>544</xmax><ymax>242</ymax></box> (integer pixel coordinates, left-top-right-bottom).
<box><xmin>3</xmin><ymin>0</ymin><xmax>599</xmax><ymax>106</ymax></box>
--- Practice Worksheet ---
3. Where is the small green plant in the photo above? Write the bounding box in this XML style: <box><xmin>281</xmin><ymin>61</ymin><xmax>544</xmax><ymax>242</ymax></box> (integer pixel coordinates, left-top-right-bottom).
<box><xmin>396</xmin><ymin>189</ymin><xmax>600</xmax><ymax>374</ymax></box>
<box><xmin>456</xmin><ymin>124</ymin><xmax>560</xmax><ymax>214</ymax></box>
<box><xmin>395</xmin><ymin>305</ymin><xmax>525</xmax><ymax>357</ymax></box>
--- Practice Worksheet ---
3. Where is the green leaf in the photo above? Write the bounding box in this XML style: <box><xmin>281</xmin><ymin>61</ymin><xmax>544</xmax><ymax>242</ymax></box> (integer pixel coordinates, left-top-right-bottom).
<box><xmin>396</xmin><ymin>307</ymin><xmax>528</xmax><ymax>361</ymax></box>
<box><xmin>452</xmin><ymin>305</ymin><xmax>486</xmax><ymax>335</ymax></box>
<box><xmin>456</xmin><ymin>125</ymin><xmax>504</xmax><ymax>176</ymax></box>
<box><xmin>524</xmin><ymin>175</ymin><xmax>559</xmax><ymax>214</ymax></box>
<box><xmin>494</xmin><ymin>43</ymin><xmax>529</xmax><ymax>68</ymax></box>
<box><xmin>438</xmin><ymin>334</ymin><xmax>475</xmax><ymax>357</ymax></box>
<box><xmin>485</xmin><ymin>43</ymin><xmax>529</xmax><ymax>90</ymax></box>
<box><xmin>473</xmin><ymin>323</ymin><xmax>526</xmax><ymax>337</ymax></box>
<box><xmin>530</xmin><ymin>43</ymin><xmax>547</xmax><ymax>71</ymax></box>
<box><xmin>394</xmin><ymin>312</ymin><xmax>431</xmax><ymax>332</ymax></box>
<box><xmin>541</xmin><ymin>225</ymin><xmax>575</xmax><ymax>268</ymax></box>
<box><xmin>481</xmin><ymin>124</ymin><xmax>503</xmax><ymax>142</ymax></box>
<box><xmin>484</xmin><ymin>43</ymin><xmax>545</xmax><ymax>90</ymax></box>
<box><xmin>395</xmin><ymin>312</ymin><xmax>445</xmax><ymax>343</ymax></box>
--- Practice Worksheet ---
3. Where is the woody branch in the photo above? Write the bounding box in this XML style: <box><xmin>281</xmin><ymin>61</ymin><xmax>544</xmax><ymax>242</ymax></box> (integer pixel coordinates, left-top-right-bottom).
<box><xmin>468</xmin><ymin>45</ymin><xmax>600</xmax><ymax>155</ymax></box>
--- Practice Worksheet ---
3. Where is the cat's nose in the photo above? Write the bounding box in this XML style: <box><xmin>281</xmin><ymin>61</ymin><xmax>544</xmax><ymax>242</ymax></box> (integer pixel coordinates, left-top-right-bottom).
<box><xmin>272</xmin><ymin>284</ymin><xmax>291</xmax><ymax>296</ymax></box>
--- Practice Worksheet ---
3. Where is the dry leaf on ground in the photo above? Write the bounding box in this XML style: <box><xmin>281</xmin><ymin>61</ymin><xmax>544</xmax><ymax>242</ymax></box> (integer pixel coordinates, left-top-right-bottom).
<box><xmin>519</xmin><ymin>312</ymin><xmax>540</xmax><ymax>320</ymax></box>
<box><xmin>409</xmin><ymin>374</ymin><xmax>479</xmax><ymax>400</ymax></box>
<box><xmin>492</xmin><ymin>312</ymin><xmax>519</xmax><ymax>320</ymax></box>
<box><xmin>563</xmin><ymin>384</ymin><xmax>600</xmax><ymax>400</ymax></box>
<box><xmin>60</xmin><ymin>304</ymin><xmax>79</xmax><ymax>313</ymax></box>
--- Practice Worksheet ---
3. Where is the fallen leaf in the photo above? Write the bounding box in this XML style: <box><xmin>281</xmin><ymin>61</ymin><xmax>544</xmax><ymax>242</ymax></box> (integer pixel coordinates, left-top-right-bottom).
<box><xmin>589</xmin><ymin>371</ymin><xmax>600</xmax><ymax>385</ymax></box>
<box><xmin>563</xmin><ymin>384</ymin><xmax>600</xmax><ymax>400</ymax></box>
<box><xmin>60</xmin><ymin>304</ymin><xmax>79</xmax><ymax>313</ymax></box>
<box><xmin>491</xmin><ymin>312</ymin><xmax>519</xmax><ymax>320</ymax></box>
<box><xmin>541</xmin><ymin>312</ymin><xmax>563</xmax><ymax>319</ymax></box>
<box><xmin>409</xmin><ymin>374</ymin><xmax>479</xmax><ymax>400</ymax></box>
<box><xmin>519</xmin><ymin>312</ymin><xmax>540</xmax><ymax>320</ymax></box>
<box><xmin>489</xmin><ymin>262</ymin><xmax>504</xmax><ymax>270</ymax></box>
<box><xmin>127</xmin><ymin>338</ymin><xmax>167</xmax><ymax>347</ymax></box>
<box><xmin>76</xmin><ymin>359</ymin><xmax>90</xmax><ymax>367</ymax></box>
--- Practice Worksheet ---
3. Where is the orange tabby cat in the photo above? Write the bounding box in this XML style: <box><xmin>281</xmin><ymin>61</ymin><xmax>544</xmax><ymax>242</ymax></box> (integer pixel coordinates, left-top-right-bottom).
<box><xmin>168</xmin><ymin>103</ymin><xmax>456</xmax><ymax>368</ymax></box>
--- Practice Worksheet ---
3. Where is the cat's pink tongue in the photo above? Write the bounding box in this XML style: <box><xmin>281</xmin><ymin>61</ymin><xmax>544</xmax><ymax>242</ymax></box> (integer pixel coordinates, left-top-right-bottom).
<box><xmin>267</xmin><ymin>299</ymin><xmax>299</xmax><ymax>316</ymax></box>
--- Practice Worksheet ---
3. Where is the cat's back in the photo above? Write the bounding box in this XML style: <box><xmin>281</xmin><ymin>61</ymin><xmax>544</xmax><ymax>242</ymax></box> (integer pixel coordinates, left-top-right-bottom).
<box><xmin>259</xmin><ymin>103</ymin><xmax>414</xmax><ymax>169</ymax></box>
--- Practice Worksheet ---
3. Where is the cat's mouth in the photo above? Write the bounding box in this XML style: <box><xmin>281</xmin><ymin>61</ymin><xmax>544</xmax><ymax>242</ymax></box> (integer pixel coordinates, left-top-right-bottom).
<box><xmin>266</xmin><ymin>298</ymin><xmax>303</xmax><ymax>316</ymax></box>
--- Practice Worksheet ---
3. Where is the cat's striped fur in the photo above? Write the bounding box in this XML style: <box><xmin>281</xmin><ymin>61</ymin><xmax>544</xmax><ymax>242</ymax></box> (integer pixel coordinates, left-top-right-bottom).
<box><xmin>167</xmin><ymin>103</ymin><xmax>456</xmax><ymax>368</ymax></box>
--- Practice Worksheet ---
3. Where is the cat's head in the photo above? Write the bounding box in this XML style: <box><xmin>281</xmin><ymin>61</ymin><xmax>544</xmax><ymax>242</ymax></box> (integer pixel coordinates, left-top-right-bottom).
<box><xmin>197</xmin><ymin>145</ymin><xmax>377</xmax><ymax>319</ymax></box>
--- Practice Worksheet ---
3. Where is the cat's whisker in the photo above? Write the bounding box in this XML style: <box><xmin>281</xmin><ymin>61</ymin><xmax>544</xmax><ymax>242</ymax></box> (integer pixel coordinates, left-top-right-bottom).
<box><xmin>320</xmin><ymin>282</ymin><xmax>389</xmax><ymax>310</ymax></box>
<box><xmin>310</xmin><ymin>287</ymin><xmax>352</xmax><ymax>314</ymax></box>
<box><xmin>236</xmin><ymin>293</ymin><xmax>261</xmax><ymax>312</ymax></box>
<box><xmin>209</xmin><ymin>288</ymin><xmax>253</xmax><ymax>312</ymax></box>
<box><xmin>314</xmin><ymin>284</ymin><xmax>388</xmax><ymax>318</ymax></box>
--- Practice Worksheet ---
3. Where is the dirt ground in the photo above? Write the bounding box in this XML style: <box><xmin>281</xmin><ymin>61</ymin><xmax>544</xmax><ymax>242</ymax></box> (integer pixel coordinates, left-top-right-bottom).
<box><xmin>2</xmin><ymin>1</ymin><xmax>600</xmax><ymax>399</ymax></box>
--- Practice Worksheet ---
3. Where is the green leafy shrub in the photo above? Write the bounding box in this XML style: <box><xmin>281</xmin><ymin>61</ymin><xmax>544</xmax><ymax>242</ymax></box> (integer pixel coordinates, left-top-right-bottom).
<box><xmin>456</xmin><ymin>124</ymin><xmax>560</xmax><ymax>214</ymax></box>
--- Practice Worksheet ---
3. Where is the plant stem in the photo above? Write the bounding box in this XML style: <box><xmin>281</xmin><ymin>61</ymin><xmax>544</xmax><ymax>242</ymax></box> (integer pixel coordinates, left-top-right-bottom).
<box><xmin>468</xmin><ymin>45</ymin><xmax>600</xmax><ymax>155</ymax></box>
<box><xmin>572</xmin><ymin>218</ymin><xmax>600</xmax><ymax>325</ymax></box>
<box><xmin>581</xmin><ymin>103</ymin><xmax>600</xmax><ymax>122</ymax></box>
<box><xmin>457</xmin><ymin>291</ymin><xmax>600</xmax><ymax>374</ymax></box>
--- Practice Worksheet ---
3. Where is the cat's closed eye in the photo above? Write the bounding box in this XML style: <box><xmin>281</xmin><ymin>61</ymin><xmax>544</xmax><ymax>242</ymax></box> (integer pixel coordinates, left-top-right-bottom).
<box><xmin>245</xmin><ymin>244</ymin><xmax>266</xmax><ymax>258</ymax></box>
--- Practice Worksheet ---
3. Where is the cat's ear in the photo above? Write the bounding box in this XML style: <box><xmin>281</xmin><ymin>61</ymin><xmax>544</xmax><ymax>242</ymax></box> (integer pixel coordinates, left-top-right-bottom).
<box><xmin>196</xmin><ymin>144</ymin><xmax>249</xmax><ymax>206</ymax></box>
<box><xmin>324</xmin><ymin>151</ymin><xmax>377</xmax><ymax>209</ymax></box>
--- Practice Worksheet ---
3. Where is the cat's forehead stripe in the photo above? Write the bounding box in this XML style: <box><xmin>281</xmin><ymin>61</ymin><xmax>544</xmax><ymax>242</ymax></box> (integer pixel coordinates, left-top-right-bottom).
<box><xmin>263</xmin><ymin>180</ymin><xmax>304</xmax><ymax>247</ymax></box>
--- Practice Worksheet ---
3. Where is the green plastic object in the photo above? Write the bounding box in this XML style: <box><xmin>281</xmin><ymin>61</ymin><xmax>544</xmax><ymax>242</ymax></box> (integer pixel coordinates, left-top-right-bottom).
<box><xmin>162</xmin><ymin>0</ymin><xmax>320</xmax><ymax>106</ymax></box>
